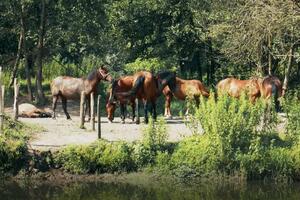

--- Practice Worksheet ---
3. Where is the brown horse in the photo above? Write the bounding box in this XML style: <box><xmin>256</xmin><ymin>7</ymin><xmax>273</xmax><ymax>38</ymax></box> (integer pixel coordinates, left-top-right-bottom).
<box><xmin>112</xmin><ymin>71</ymin><xmax>176</xmax><ymax>123</ymax></box>
<box><xmin>106</xmin><ymin>76</ymin><xmax>136</xmax><ymax>123</ymax></box>
<box><xmin>258</xmin><ymin>75</ymin><xmax>283</xmax><ymax>111</ymax></box>
<box><xmin>162</xmin><ymin>78</ymin><xmax>210</xmax><ymax>118</ymax></box>
<box><xmin>51</xmin><ymin>65</ymin><xmax>112</xmax><ymax>119</ymax></box>
<box><xmin>216</xmin><ymin>77</ymin><xmax>261</xmax><ymax>102</ymax></box>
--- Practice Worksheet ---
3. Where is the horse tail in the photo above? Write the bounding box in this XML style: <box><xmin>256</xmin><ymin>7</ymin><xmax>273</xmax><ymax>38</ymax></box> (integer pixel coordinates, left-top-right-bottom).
<box><xmin>271</xmin><ymin>82</ymin><xmax>279</xmax><ymax>112</ymax></box>
<box><xmin>116</xmin><ymin>76</ymin><xmax>145</xmax><ymax>98</ymax></box>
<box><xmin>130</xmin><ymin>76</ymin><xmax>145</xmax><ymax>96</ymax></box>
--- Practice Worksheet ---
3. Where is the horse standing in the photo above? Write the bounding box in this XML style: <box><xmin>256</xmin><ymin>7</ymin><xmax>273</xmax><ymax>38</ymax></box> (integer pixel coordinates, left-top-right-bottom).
<box><xmin>112</xmin><ymin>71</ymin><xmax>176</xmax><ymax>123</ymax></box>
<box><xmin>216</xmin><ymin>77</ymin><xmax>261</xmax><ymax>102</ymax></box>
<box><xmin>161</xmin><ymin>78</ymin><xmax>210</xmax><ymax>118</ymax></box>
<box><xmin>106</xmin><ymin>76</ymin><xmax>137</xmax><ymax>123</ymax></box>
<box><xmin>51</xmin><ymin>66</ymin><xmax>112</xmax><ymax>119</ymax></box>
<box><xmin>258</xmin><ymin>75</ymin><xmax>283</xmax><ymax>111</ymax></box>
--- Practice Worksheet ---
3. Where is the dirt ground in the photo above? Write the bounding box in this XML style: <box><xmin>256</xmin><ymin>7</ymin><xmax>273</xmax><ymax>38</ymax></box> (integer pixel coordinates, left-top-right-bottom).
<box><xmin>5</xmin><ymin>100</ymin><xmax>192</xmax><ymax>151</ymax></box>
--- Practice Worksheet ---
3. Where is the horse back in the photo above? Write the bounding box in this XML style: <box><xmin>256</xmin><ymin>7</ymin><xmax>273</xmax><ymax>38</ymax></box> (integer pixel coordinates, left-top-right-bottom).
<box><xmin>51</xmin><ymin>76</ymin><xmax>84</xmax><ymax>99</ymax></box>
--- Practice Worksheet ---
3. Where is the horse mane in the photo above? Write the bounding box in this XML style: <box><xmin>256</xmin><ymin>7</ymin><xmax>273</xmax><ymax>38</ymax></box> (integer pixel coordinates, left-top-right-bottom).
<box><xmin>86</xmin><ymin>69</ymin><xmax>98</xmax><ymax>80</ymax></box>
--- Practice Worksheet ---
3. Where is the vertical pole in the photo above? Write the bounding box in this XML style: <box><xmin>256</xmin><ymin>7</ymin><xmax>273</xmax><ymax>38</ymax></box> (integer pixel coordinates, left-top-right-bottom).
<box><xmin>90</xmin><ymin>92</ymin><xmax>95</xmax><ymax>131</ymax></box>
<box><xmin>97</xmin><ymin>95</ymin><xmax>101</xmax><ymax>139</ymax></box>
<box><xmin>0</xmin><ymin>67</ymin><xmax>3</xmax><ymax>133</ymax></box>
<box><xmin>13</xmin><ymin>78</ymin><xmax>19</xmax><ymax>121</ymax></box>
<box><xmin>135</xmin><ymin>98</ymin><xmax>140</xmax><ymax>124</ymax></box>
<box><xmin>80</xmin><ymin>91</ymin><xmax>85</xmax><ymax>129</ymax></box>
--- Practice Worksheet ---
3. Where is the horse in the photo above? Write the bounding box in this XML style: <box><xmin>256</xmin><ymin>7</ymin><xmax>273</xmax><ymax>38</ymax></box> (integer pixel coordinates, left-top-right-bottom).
<box><xmin>216</xmin><ymin>77</ymin><xmax>261</xmax><ymax>102</ymax></box>
<box><xmin>51</xmin><ymin>65</ymin><xmax>112</xmax><ymax>119</ymax></box>
<box><xmin>112</xmin><ymin>71</ymin><xmax>176</xmax><ymax>123</ymax></box>
<box><xmin>258</xmin><ymin>75</ymin><xmax>283</xmax><ymax>111</ymax></box>
<box><xmin>162</xmin><ymin>78</ymin><xmax>210</xmax><ymax>118</ymax></box>
<box><xmin>106</xmin><ymin>76</ymin><xmax>136</xmax><ymax>123</ymax></box>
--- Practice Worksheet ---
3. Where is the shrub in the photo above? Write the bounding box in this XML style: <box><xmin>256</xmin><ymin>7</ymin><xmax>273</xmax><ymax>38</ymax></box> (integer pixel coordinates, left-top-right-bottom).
<box><xmin>171</xmin><ymin>94</ymin><xmax>292</xmax><ymax>179</ymax></box>
<box><xmin>0</xmin><ymin>117</ymin><xmax>29</xmax><ymax>174</ymax></box>
<box><xmin>282</xmin><ymin>93</ymin><xmax>300</xmax><ymax>142</ymax></box>
<box><xmin>55</xmin><ymin>140</ymin><xmax>135</xmax><ymax>174</ymax></box>
<box><xmin>132</xmin><ymin>117</ymin><xmax>169</xmax><ymax>168</ymax></box>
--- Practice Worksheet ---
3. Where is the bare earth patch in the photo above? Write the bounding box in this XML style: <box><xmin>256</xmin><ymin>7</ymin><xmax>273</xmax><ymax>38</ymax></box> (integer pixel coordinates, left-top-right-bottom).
<box><xmin>5</xmin><ymin>100</ymin><xmax>192</xmax><ymax>151</ymax></box>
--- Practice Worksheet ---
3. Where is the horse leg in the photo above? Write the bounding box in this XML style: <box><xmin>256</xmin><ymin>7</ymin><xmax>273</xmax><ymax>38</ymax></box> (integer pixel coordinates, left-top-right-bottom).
<box><xmin>120</xmin><ymin>103</ymin><xmax>125</xmax><ymax>124</ymax></box>
<box><xmin>152</xmin><ymin>101</ymin><xmax>157</xmax><ymax>121</ymax></box>
<box><xmin>165</xmin><ymin>94</ymin><xmax>172</xmax><ymax>119</ymax></box>
<box><xmin>62</xmin><ymin>97</ymin><xmax>71</xmax><ymax>120</ymax></box>
<box><xmin>85</xmin><ymin>96</ymin><xmax>91</xmax><ymax>122</ymax></box>
<box><xmin>144</xmin><ymin>101</ymin><xmax>149</xmax><ymax>124</ymax></box>
<box><xmin>131</xmin><ymin>101</ymin><xmax>136</xmax><ymax>122</ymax></box>
<box><xmin>52</xmin><ymin>95</ymin><xmax>58</xmax><ymax>119</ymax></box>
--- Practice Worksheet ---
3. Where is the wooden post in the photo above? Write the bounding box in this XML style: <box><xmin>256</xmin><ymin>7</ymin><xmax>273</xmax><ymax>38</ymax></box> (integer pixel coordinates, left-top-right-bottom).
<box><xmin>13</xmin><ymin>78</ymin><xmax>19</xmax><ymax>121</ymax></box>
<box><xmin>90</xmin><ymin>92</ymin><xmax>95</xmax><ymax>131</ymax></box>
<box><xmin>135</xmin><ymin>98</ymin><xmax>140</xmax><ymax>124</ymax></box>
<box><xmin>0</xmin><ymin>67</ymin><xmax>3</xmax><ymax>133</ymax></box>
<box><xmin>80</xmin><ymin>91</ymin><xmax>85</xmax><ymax>129</ymax></box>
<box><xmin>97</xmin><ymin>95</ymin><xmax>101</xmax><ymax>139</ymax></box>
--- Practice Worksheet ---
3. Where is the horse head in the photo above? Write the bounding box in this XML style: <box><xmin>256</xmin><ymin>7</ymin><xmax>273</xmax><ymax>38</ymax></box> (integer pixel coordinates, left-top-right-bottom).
<box><xmin>156</xmin><ymin>71</ymin><xmax>177</xmax><ymax>95</ymax></box>
<box><xmin>98</xmin><ymin>65</ymin><xmax>113</xmax><ymax>82</ymax></box>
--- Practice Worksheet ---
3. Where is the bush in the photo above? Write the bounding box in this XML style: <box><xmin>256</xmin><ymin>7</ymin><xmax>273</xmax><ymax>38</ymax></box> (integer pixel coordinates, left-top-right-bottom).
<box><xmin>125</xmin><ymin>58</ymin><xmax>176</xmax><ymax>73</ymax></box>
<box><xmin>0</xmin><ymin>117</ymin><xmax>29</xmax><ymax>174</ymax></box>
<box><xmin>55</xmin><ymin>140</ymin><xmax>135</xmax><ymax>174</ymax></box>
<box><xmin>282</xmin><ymin>93</ymin><xmax>300</xmax><ymax>142</ymax></box>
<box><xmin>170</xmin><ymin>94</ymin><xmax>293</xmax><ymax>179</ymax></box>
<box><xmin>132</xmin><ymin>117</ymin><xmax>169</xmax><ymax>168</ymax></box>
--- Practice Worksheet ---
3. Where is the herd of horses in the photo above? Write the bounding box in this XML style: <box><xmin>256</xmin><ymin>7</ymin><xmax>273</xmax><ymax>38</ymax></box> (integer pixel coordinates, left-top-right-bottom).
<box><xmin>50</xmin><ymin>65</ymin><xmax>283</xmax><ymax>124</ymax></box>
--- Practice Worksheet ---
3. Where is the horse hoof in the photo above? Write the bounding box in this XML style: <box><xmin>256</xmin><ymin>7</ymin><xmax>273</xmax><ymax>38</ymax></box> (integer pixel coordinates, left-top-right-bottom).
<box><xmin>135</xmin><ymin>120</ymin><xmax>140</xmax><ymax>124</ymax></box>
<box><xmin>67</xmin><ymin>117</ymin><xmax>72</xmax><ymax>120</ymax></box>
<box><xmin>121</xmin><ymin>121</ymin><xmax>125</xmax><ymax>124</ymax></box>
<box><xmin>108</xmin><ymin>120</ymin><xmax>113</xmax><ymax>123</ymax></box>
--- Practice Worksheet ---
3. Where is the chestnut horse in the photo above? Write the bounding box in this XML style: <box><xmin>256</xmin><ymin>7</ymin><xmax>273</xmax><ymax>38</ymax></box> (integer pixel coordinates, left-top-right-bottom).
<box><xmin>51</xmin><ymin>66</ymin><xmax>112</xmax><ymax>119</ymax></box>
<box><xmin>162</xmin><ymin>78</ymin><xmax>210</xmax><ymax>118</ymax></box>
<box><xmin>216</xmin><ymin>77</ymin><xmax>261</xmax><ymax>102</ymax></box>
<box><xmin>112</xmin><ymin>71</ymin><xmax>176</xmax><ymax>123</ymax></box>
<box><xmin>106</xmin><ymin>76</ymin><xmax>136</xmax><ymax>123</ymax></box>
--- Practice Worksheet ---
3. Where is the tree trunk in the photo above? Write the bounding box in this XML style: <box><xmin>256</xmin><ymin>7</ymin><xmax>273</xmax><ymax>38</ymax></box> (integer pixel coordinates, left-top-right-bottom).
<box><xmin>9</xmin><ymin>33</ymin><xmax>23</xmax><ymax>87</ymax></box>
<box><xmin>208</xmin><ymin>38</ymin><xmax>214</xmax><ymax>84</ymax></box>
<box><xmin>257</xmin><ymin>43</ymin><xmax>264</xmax><ymax>76</ymax></box>
<box><xmin>268</xmin><ymin>34</ymin><xmax>272</xmax><ymax>75</ymax></box>
<box><xmin>282</xmin><ymin>45</ymin><xmax>295</xmax><ymax>95</ymax></box>
<box><xmin>35</xmin><ymin>0</ymin><xmax>46</xmax><ymax>105</ymax></box>
<box><xmin>20</xmin><ymin>4</ymin><xmax>33</xmax><ymax>101</ymax></box>
<box><xmin>25</xmin><ymin>55</ymin><xmax>33</xmax><ymax>101</ymax></box>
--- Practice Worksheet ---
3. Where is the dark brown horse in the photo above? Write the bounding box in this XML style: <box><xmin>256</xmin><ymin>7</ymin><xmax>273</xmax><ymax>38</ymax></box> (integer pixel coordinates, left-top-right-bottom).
<box><xmin>258</xmin><ymin>75</ymin><xmax>283</xmax><ymax>111</ymax></box>
<box><xmin>112</xmin><ymin>71</ymin><xmax>176</xmax><ymax>123</ymax></box>
<box><xmin>162</xmin><ymin>78</ymin><xmax>210</xmax><ymax>118</ymax></box>
<box><xmin>51</xmin><ymin>65</ymin><xmax>112</xmax><ymax>119</ymax></box>
<box><xmin>106</xmin><ymin>76</ymin><xmax>136</xmax><ymax>123</ymax></box>
<box><xmin>216</xmin><ymin>77</ymin><xmax>261</xmax><ymax>102</ymax></box>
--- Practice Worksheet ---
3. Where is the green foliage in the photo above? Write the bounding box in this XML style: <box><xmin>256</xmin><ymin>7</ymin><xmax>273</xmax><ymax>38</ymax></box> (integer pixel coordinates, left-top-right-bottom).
<box><xmin>132</xmin><ymin>117</ymin><xmax>169</xmax><ymax>168</ymax></box>
<box><xmin>169</xmin><ymin>94</ymin><xmax>295</xmax><ymax>179</ymax></box>
<box><xmin>283</xmin><ymin>93</ymin><xmax>300</xmax><ymax>141</ymax></box>
<box><xmin>55</xmin><ymin>140</ymin><xmax>135</xmax><ymax>174</ymax></box>
<box><xmin>124</xmin><ymin>58</ymin><xmax>176</xmax><ymax>73</ymax></box>
<box><xmin>0</xmin><ymin>117</ymin><xmax>29</xmax><ymax>174</ymax></box>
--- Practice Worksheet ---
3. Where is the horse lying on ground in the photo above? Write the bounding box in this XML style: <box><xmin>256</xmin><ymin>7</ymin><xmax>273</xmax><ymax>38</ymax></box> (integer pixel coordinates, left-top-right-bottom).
<box><xmin>111</xmin><ymin>71</ymin><xmax>176</xmax><ymax>123</ymax></box>
<box><xmin>51</xmin><ymin>65</ymin><xmax>112</xmax><ymax>120</ymax></box>
<box><xmin>19</xmin><ymin>103</ymin><xmax>52</xmax><ymax>118</ymax></box>
<box><xmin>106</xmin><ymin>76</ymin><xmax>136</xmax><ymax>123</ymax></box>
<box><xmin>161</xmin><ymin>77</ymin><xmax>210</xmax><ymax>118</ymax></box>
